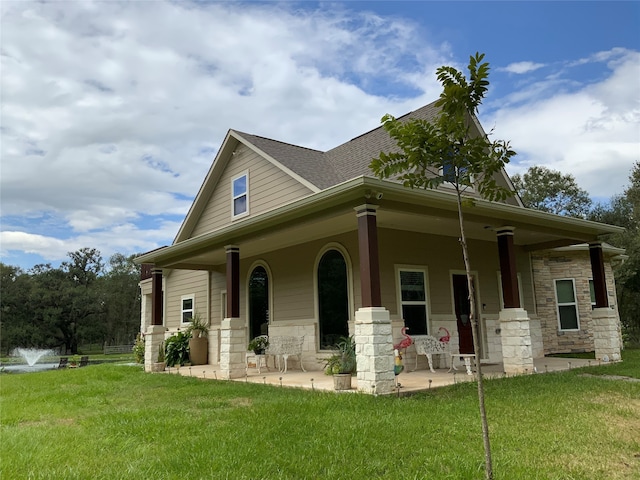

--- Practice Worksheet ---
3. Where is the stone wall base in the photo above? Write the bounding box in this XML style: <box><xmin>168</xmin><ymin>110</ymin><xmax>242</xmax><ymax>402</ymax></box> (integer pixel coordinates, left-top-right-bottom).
<box><xmin>219</xmin><ymin>317</ymin><xmax>246</xmax><ymax>379</ymax></box>
<box><xmin>144</xmin><ymin>325</ymin><xmax>166</xmax><ymax>373</ymax></box>
<box><xmin>592</xmin><ymin>308</ymin><xmax>621</xmax><ymax>362</ymax></box>
<box><xmin>355</xmin><ymin>307</ymin><xmax>395</xmax><ymax>395</ymax></box>
<box><xmin>499</xmin><ymin>308</ymin><xmax>535</xmax><ymax>375</ymax></box>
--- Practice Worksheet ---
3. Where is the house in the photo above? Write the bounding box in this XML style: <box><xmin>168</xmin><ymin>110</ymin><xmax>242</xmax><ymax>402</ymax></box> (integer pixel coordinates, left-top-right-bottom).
<box><xmin>135</xmin><ymin>101</ymin><xmax>624</xmax><ymax>394</ymax></box>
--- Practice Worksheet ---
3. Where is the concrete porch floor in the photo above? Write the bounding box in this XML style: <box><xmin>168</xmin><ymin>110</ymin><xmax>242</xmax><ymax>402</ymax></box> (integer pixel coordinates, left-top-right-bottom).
<box><xmin>161</xmin><ymin>356</ymin><xmax>598</xmax><ymax>395</ymax></box>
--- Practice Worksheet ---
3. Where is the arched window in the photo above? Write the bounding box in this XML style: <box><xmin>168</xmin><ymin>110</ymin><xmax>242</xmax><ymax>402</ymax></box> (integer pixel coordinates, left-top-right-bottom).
<box><xmin>317</xmin><ymin>249</ymin><xmax>349</xmax><ymax>349</ymax></box>
<box><xmin>249</xmin><ymin>265</ymin><xmax>269</xmax><ymax>339</ymax></box>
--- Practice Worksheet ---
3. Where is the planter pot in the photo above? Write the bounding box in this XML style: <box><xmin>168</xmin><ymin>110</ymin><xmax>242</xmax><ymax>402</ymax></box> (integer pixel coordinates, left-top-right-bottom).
<box><xmin>189</xmin><ymin>337</ymin><xmax>208</xmax><ymax>365</ymax></box>
<box><xmin>333</xmin><ymin>373</ymin><xmax>352</xmax><ymax>391</ymax></box>
<box><xmin>151</xmin><ymin>362</ymin><xmax>166</xmax><ymax>373</ymax></box>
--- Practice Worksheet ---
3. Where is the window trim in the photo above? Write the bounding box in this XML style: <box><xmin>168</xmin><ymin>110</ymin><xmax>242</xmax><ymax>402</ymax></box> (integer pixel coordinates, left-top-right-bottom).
<box><xmin>231</xmin><ymin>170</ymin><xmax>249</xmax><ymax>219</ymax></box>
<box><xmin>554</xmin><ymin>278</ymin><xmax>580</xmax><ymax>331</ymax></box>
<box><xmin>181</xmin><ymin>294</ymin><xmax>195</xmax><ymax>324</ymax></box>
<box><xmin>395</xmin><ymin>265</ymin><xmax>430</xmax><ymax>335</ymax></box>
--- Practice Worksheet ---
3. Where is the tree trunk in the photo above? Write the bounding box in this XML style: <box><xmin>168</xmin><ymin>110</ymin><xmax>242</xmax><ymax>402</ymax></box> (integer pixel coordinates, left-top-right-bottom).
<box><xmin>456</xmin><ymin>191</ymin><xmax>493</xmax><ymax>480</ymax></box>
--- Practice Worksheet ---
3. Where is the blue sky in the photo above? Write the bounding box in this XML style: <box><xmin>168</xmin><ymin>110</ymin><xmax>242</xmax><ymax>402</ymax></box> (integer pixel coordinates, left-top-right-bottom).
<box><xmin>1</xmin><ymin>1</ymin><xmax>639</xmax><ymax>271</ymax></box>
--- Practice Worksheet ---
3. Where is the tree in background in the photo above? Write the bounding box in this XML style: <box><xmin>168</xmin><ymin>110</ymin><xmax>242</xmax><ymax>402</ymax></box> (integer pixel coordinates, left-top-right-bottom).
<box><xmin>371</xmin><ymin>52</ymin><xmax>515</xmax><ymax>480</ymax></box>
<box><xmin>0</xmin><ymin>264</ymin><xmax>34</xmax><ymax>353</ymax></box>
<box><xmin>99</xmin><ymin>253</ymin><xmax>141</xmax><ymax>345</ymax></box>
<box><xmin>511</xmin><ymin>165</ymin><xmax>592</xmax><ymax>217</ymax></box>
<box><xmin>589</xmin><ymin>161</ymin><xmax>640</xmax><ymax>346</ymax></box>
<box><xmin>1</xmin><ymin>249</ymin><xmax>141</xmax><ymax>355</ymax></box>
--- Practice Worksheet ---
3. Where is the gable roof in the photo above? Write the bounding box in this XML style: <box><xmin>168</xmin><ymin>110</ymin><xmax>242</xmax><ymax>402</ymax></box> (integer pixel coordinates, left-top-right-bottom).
<box><xmin>234</xmin><ymin>102</ymin><xmax>443</xmax><ymax>190</ymax></box>
<box><xmin>174</xmin><ymin>100</ymin><xmax>520</xmax><ymax>243</ymax></box>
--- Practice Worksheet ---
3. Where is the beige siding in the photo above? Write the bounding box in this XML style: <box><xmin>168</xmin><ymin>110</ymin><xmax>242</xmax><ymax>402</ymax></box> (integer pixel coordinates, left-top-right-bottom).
<box><xmin>191</xmin><ymin>146</ymin><xmax>314</xmax><ymax>237</ymax></box>
<box><xmin>164</xmin><ymin>269</ymin><xmax>209</xmax><ymax>329</ymax></box>
<box><xmin>209</xmin><ymin>270</ymin><xmax>226</xmax><ymax>326</ymax></box>
<box><xmin>199</xmin><ymin>227</ymin><xmax>541</xmax><ymax>364</ymax></box>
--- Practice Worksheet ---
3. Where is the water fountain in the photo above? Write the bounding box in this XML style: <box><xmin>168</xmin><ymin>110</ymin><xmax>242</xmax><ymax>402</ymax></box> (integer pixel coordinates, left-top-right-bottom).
<box><xmin>14</xmin><ymin>348</ymin><xmax>55</xmax><ymax>366</ymax></box>
<box><xmin>2</xmin><ymin>348</ymin><xmax>57</xmax><ymax>373</ymax></box>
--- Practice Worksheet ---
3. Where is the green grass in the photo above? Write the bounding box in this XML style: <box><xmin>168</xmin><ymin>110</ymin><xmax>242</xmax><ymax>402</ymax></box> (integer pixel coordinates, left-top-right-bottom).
<box><xmin>1</xmin><ymin>351</ymin><xmax>639</xmax><ymax>480</ymax></box>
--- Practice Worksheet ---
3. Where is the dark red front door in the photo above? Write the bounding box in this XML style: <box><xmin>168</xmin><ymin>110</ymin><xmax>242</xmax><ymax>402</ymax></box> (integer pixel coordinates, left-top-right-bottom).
<box><xmin>453</xmin><ymin>274</ymin><xmax>474</xmax><ymax>354</ymax></box>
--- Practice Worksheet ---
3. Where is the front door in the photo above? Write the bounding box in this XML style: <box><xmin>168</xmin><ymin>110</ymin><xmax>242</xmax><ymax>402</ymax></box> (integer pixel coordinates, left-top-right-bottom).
<box><xmin>452</xmin><ymin>274</ymin><xmax>476</xmax><ymax>354</ymax></box>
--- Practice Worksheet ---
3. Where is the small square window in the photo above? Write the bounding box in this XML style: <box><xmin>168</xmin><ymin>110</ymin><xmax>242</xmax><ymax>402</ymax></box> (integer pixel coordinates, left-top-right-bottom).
<box><xmin>181</xmin><ymin>295</ymin><xmax>194</xmax><ymax>323</ymax></box>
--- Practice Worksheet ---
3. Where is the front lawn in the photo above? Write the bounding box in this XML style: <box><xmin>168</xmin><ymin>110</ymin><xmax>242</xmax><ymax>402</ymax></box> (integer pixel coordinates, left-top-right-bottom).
<box><xmin>1</xmin><ymin>350</ymin><xmax>638</xmax><ymax>479</ymax></box>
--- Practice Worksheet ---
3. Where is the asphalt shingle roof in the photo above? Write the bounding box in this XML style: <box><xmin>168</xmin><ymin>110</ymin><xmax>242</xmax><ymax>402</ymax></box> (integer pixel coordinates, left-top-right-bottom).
<box><xmin>234</xmin><ymin>101</ymin><xmax>441</xmax><ymax>190</ymax></box>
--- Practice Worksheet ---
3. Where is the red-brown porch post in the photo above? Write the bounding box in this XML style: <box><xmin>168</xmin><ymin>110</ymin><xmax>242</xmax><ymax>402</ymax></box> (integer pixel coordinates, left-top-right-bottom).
<box><xmin>151</xmin><ymin>268</ymin><xmax>163</xmax><ymax>326</ymax></box>
<box><xmin>226</xmin><ymin>245</ymin><xmax>240</xmax><ymax>318</ymax></box>
<box><xmin>496</xmin><ymin>226</ymin><xmax>520</xmax><ymax>309</ymax></box>
<box><xmin>589</xmin><ymin>242</ymin><xmax>609</xmax><ymax>308</ymax></box>
<box><xmin>353</xmin><ymin>203</ymin><xmax>394</xmax><ymax>394</ymax></box>
<box><xmin>355</xmin><ymin>204</ymin><xmax>381</xmax><ymax>307</ymax></box>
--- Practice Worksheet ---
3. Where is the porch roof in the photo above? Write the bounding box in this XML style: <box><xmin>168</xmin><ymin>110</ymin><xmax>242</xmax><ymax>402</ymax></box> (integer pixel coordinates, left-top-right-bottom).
<box><xmin>134</xmin><ymin>176</ymin><xmax>624</xmax><ymax>270</ymax></box>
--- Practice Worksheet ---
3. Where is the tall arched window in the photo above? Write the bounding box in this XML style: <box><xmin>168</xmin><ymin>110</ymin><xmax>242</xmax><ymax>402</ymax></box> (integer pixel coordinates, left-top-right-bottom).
<box><xmin>317</xmin><ymin>249</ymin><xmax>349</xmax><ymax>349</ymax></box>
<box><xmin>249</xmin><ymin>265</ymin><xmax>269</xmax><ymax>339</ymax></box>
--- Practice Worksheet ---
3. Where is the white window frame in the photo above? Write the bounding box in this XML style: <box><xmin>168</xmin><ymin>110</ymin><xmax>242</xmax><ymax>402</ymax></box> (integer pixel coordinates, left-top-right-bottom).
<box><xmin>231</xmin><ymin>171</ymin><xmax>249</xmax><ymax>219</ymax></box>
<box><xmin>554</xmin><ymin>278</ymin><xmax>580</xmax><ymax>331</ymax></box>
<box><xmin>181</xmin><ymin>294</ymin><xmax>195</xmax><ymax>324</ymax></box>
<box><xmin>497</xmin><ymin>272</ymin><xmax>524</xmax><ymax>309</ymax></box>
<box><xmin>395</xmin><ymin>266</ymin><xmax>430</xmax><ymax>335</ymax></box>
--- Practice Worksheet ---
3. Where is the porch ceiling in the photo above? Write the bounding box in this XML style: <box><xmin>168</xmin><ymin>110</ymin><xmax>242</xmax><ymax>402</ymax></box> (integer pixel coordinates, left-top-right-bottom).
<box><xmin>135</xmin><ymin>177</ymin><xmax>624</xmax><ymax>270</ymax></box>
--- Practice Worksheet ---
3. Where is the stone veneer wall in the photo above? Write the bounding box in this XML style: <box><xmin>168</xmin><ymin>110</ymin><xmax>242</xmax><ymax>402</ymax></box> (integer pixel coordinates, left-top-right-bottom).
<box><xmin>531</xmin><ymin>250</ymin><xmax>620</xmax><ymax>355</ymax></box>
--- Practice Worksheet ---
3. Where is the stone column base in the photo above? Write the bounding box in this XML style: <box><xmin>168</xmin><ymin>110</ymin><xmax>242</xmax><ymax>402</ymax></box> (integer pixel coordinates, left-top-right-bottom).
<box><xmin>144</xmin><ymin>325</ymin><xmax>166</xmax><ymax>373</ymax></box>
<box><xmin>592</xmin><ymin>308</ymin><xmax>621</xmax><ymax>362</ymax></box>
<box><xmin>355</xmin><ymin>307</ymin><xmax>394</xmax><ymax>395</ymax></box>
<box><xmin>499</xmin><ymin>308</ymin><xmax>534</xmax><ymax>375</ymax></box>
<box><xmin>219</xmin><ymin>317</ymin><xmax>246</xmax><ymax>379</ymax></box>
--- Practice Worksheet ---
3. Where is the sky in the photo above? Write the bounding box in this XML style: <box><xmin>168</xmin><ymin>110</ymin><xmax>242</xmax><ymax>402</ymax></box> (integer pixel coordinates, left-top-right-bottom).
<box><xmin>1</xmin><ymin>1</ymin><xmax>639</xmax><ymax>271</ymax></box>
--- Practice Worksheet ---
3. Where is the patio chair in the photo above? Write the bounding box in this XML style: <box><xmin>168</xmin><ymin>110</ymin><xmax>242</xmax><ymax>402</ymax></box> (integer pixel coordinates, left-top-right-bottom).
<box><xmin>267</xmin><ymin>335</ymin><xmax>306</xmax><ymax>373</ymax></box>
<box><xmin>57</xmin><ymin>357</ymin><xmax>69</xmax><ymax>369</ymax></box>
<box><xmin>79</xmin><ymin>356</ymin><xmax>89</xmax><ymax>367</ymax></box>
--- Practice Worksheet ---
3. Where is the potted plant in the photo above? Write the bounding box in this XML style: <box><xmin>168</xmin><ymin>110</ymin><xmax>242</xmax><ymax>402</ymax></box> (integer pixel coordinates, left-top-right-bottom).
<box><xmin>248</xmin><ymin>336</ymin><xmax>269</xmax><ymax>355</ymax></box>
<box><xmin>187</xmin><ymin>313</ymin><xmax>209</xmax><ymax>365</ymax></box>
<box><xmin>151</xmin><ymin>344</ymin><xmax>166</xmax><ymax>372</ymax></box>
<box><xmin>186</xmin><ymin>313</ymin><xmax>209</xmax><ymax>339</ymax></box>
<box><xmin>164</xmin><ymin>331</ymin><xmax>191</xmax><ymax>367</ymax></box>
<box><xmin>323</xmin><ymin>336</ymin><xmax>356</xmax><ymax>390</ymax></box>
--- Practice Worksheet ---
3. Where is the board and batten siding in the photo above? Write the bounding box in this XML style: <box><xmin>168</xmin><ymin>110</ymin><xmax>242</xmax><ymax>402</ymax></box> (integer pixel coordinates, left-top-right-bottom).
<box><xmin>190</xmin><ymin>145</ymin><xmax>314</xmax><ymax>238</ymax></box>
<box><xmin>164</xmin><ymin>269</ymin><xmax>209</xmax><ymax>329</ymax></box>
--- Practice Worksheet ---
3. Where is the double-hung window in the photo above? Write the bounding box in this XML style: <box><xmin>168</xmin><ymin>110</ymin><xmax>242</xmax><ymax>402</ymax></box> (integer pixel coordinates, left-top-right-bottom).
<box><xmin>554</xmin><ymin>279</ymin><xmax>579</xmax><ymax>331</ymax></box>
<box><xmin>232</xmin><ymin>172</ymin><xmax>248</xmax><ymax>218</ymax></box>
<box><xmin>181</xmin><ymin>295</ymin><xmax>194</xmax><ymax>324</ymax></box>
<box><xmin>398</xmin><ymin>268</ymin><xmax>429</xmax><ymax>335</ymax></box>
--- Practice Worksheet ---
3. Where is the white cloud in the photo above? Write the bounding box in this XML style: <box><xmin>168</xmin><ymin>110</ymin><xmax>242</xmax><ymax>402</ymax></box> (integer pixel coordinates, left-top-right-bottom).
<box><xmin>1</xmin><ymin>2</ymin><xmax>638</xmax><ymax>269</ymax></box>
<box><xmin>502</xmin><ymin>61</ymin><xmax>546</xmax><ymax>74</ymax></box>
<box><xmin>1</xmin><ymin>1</ymin><xmax>446</xmax><ymax>267</ymax></box>
<box><xmin>491</xmin><ymin>49</ymin><xmax>640</xmax><ymax>199</ymax></box>
<box><xmin>0</xmin><ymin>221</ymin><xmax>182</xmax><ymax>264</ymax></box>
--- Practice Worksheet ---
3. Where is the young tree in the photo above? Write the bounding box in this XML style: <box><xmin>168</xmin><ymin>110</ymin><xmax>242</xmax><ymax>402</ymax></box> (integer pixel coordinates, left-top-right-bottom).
<box><xmin>371</xmin><ymin>53</ymin><xmax>516</xmax><ymax>480</ymax></box>
<box><xmin>511</xmin><ymin>166</ymin><xmax>592</xmax><ymax>218</ymax></box>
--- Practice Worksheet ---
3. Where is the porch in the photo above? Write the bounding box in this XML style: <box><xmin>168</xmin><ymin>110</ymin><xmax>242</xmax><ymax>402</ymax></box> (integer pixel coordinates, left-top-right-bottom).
<box><xmin>161</xmin><ymin>356</ymin><xmax>597</xmax><ymax>395</ymax></box>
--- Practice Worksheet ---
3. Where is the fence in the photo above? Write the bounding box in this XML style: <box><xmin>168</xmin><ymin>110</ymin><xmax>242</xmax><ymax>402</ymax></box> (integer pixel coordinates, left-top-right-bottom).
<box><xmin>104</xmin><ymin>344</ymin><xmax>134</xmax><ymax>355</ymax></box>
